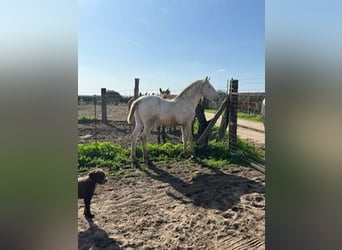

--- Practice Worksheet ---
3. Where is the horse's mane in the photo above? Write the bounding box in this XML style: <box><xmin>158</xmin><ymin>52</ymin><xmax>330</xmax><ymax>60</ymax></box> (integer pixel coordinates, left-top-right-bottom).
<box><xmin>176</xmin><ymin>79</ymin><xmax>203</xmax><ymax>99</ymax></box>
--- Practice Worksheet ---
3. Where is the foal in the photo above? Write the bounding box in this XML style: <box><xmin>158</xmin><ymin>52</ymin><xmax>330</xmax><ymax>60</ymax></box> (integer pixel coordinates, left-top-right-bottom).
<box><xmin>127</xmin><ymin>77</ymin><xmax>219</xmax><ymax>161</ymax></box>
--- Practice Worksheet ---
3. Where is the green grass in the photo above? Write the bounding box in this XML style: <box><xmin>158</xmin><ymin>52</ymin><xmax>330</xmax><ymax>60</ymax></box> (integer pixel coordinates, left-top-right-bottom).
<box><xmin>78</xmin><ymin>116</ymin><xmax>99</xmax><ymax>123</ymax></box>
<box><xmin>78</xmin><ymin>139</ymin><xmax>264</xmax><ymax>170</ymax></box>
<box><xmin>78</xmin><ymin>142</ymin><xmax>131</xmax><ymax>170</ymax></box>
<box><xmin>195</xmin><ymin>139</ymin><xmax>264</xmax><ymax>167</ymax></box>
<box><xmin>237</xmin><ymin>112</ymin><xmax>263</xmax><ymax>122</ymax></box>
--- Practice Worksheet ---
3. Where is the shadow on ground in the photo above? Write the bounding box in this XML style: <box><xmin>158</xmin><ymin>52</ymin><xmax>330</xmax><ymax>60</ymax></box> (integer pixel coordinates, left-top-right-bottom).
<box><xmin>78</xmin><ymin>218</ymin><xmax>121</xmax><ymax>250</ymax></box>
<box><xmin>137</xmin><ymin>161</ymin><xmax>264</xmax><ymax>211</ymax></box>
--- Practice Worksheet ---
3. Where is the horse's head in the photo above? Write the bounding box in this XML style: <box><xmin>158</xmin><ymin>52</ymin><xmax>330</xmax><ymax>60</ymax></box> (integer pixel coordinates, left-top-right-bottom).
<box><xmin>159</xmin><ymin>88</ymin><xmax>171</xmax><ymax>98</ymax></box>
<box><xmin>202</xmin><ymin>76</ymin><xmax>219</xmax><ymax>102</ymax></box>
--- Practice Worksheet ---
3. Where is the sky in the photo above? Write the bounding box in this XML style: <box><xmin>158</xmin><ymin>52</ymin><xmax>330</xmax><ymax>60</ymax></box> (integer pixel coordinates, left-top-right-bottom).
<box><xmin>78</xmin><ymin>0</ymin><xmax>264</xmax><ymax>96</ymax></box>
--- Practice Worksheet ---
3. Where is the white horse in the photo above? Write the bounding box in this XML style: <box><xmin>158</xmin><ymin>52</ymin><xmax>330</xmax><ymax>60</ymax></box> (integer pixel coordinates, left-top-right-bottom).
<box><xmin>127</xmin><ymin>76</ymin><xmax>219</xmax><ymax>161</ymax></box>
<box><xmin>261</xmin><ymin>98</ymin><xmax>265</xmax><ymax>128</ymax></box>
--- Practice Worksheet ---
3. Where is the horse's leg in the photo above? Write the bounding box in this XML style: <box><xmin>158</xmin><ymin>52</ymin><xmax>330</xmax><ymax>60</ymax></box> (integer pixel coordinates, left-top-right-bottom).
<box><xmin>186</xmin><ymin>124</ymin><xmax>194</xmax><ymax>156</ymax></box>
<box><xmin>181</xmin><ymin>126</ymin><xmax>187</xmax><ymax>156</ymax></box>
<box><xmin>183</xmin><ymin>123</ymin><xmax>194</xmax><ymax>157</ymax></box>
<box><xmin>132</xmin><ymin>119</ymin><xmax>136</xmax><ymax>131</ymax></box>
<box><xmin>141</xmin><ymin>121</ymin><xmax>153</xmax><ymax>162</ymax></box>
<box><xmin>131</xmin><ymin>116</ymin><xmax>143</xmax><ymax>161</ymax></box>
<box><xmin>141</xmin><ymin>133</ymin><xmax>147</xmax><ymax>161</ymax></box>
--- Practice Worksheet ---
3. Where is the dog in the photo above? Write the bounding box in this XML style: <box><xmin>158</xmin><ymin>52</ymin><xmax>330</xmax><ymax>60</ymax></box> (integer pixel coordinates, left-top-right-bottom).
<box><xmin>78</xmin><ymin>168</ymin><xmax>107</xmax><ymax>218</ymax></box>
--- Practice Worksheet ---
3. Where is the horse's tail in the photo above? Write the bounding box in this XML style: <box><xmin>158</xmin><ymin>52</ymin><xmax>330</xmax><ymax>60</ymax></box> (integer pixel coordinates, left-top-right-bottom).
<box><xmin>127</xmin><ymin>99</ymin><xmax>139</xmax><ymax>124</ymax></box>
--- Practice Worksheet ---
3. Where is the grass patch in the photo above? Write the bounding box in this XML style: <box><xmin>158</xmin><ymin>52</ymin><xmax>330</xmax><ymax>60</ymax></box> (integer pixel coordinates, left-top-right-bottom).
<box><xmin>78</xmin><ymin>138</ymin><xmax>264</xmax><ymax>170</ymax></box>
<box><xmin>78</xmin><ymin>116</ymin><xmax>99</xmax><ymax>123</ymax></box>
<box><xmin>237</xmin><ymin>112</ymin><xmax>263</xmax><ymax>122</ymax></box>
<box><xmin>195</xmin><ymin>139</ymin><xmax>264</xmax><ymax>167</ymax></box>
<box><xmin>145</xmin><ymin>143</ymin><xmax>184</xmax><ymax>161</ymax></box>
<box><xmin>78</xmin><ymin>142</ymin><xmax>131</xmax><ymax>170</ymax></box>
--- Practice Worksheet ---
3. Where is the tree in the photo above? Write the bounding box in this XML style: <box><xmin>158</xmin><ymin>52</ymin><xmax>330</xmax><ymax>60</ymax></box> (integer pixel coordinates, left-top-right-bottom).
<box><xmin>106</xmin><ymin>90</ymin><xmax>123</xmax><ymax>104</ymax></box>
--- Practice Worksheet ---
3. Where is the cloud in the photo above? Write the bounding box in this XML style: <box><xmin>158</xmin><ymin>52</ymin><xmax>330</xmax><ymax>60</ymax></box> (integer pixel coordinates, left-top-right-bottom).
<box><xmin>217</xmin><ymin>68</ymin><xmax>226</xmax><ymax>72</ymax></box>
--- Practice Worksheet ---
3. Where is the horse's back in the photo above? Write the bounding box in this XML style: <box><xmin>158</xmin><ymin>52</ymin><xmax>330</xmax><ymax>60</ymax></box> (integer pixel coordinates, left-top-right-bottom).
<box><xmin>134</xmin><ymin>95</ymin><xmax>162</xmax><ymax>117</ymax></box>
<box><xmin>135</xmin><ymin>95</ymin><xmax>193</xmax><ymax>126</ymax></box>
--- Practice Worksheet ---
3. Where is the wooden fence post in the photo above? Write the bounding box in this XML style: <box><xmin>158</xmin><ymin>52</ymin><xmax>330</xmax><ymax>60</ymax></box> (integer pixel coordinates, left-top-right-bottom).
<box><xmin>94</xmin><ymin>95</ymin><xmax>97</xmax><ymax>143</ymax></box>
<box><xmin>218</xmin><ymin>79</ymin><xmax>230</xmax><ymax>141</ymax></box>
<box><xmin>247</xmin><ymin>95</ymin><xmax>250</xmax><ymax>113</ymax></box>
<box><xmin>228</xmin><ymin>79</ymin><xmax>238</xmax><ymax>151</ymax></box>
<box><xmin>101</xmin><ymin>88</ymin><xmax>107</xmax><ymax>122</ymax></box>
<box><xmin>134</xmin><ymin>78</ymin><xmax>140</xmax><ymax>99</ymax></box>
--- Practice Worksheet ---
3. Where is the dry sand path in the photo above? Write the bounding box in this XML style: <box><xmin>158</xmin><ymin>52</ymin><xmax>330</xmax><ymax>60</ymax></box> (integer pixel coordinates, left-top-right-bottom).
<box><xmin>205</xmin><ymin>113</ymin><xmax>265</xmax><ymax>148</ymax></box>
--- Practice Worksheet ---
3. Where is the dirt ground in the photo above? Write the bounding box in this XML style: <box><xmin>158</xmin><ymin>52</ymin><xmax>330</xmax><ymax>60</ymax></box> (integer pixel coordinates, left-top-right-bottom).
<box><xmin>78</xmin><ymin>104</ymin><xmax>265</xmax><ymax>249</ymax></box>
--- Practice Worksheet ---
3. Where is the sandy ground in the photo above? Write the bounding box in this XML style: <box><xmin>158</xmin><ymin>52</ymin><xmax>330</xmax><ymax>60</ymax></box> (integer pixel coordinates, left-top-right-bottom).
<box><xmin>78</xmin><ymin>104</ymin><xmax>265</xmax><ymax>249</ymax></box>
<box><xmin>78</xmin><ymin>163</ymin><xmax>265</xmax><ymax>249</ymax></box>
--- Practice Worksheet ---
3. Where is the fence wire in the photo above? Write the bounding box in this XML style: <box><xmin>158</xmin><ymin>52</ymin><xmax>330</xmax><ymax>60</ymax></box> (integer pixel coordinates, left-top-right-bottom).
<box><xmin>230</xmin><ymin>93</ymin><xmax>265</xmax><ymax>172</ymax></box>
<box><xmin>78</xmin><ymin>92</ymin><xmax>265</xmax><ymax>171</ymax></box>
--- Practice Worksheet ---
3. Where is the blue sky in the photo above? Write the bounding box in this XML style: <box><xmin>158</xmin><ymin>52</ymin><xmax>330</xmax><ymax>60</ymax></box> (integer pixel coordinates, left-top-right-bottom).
<box><xmin>78</xmin><ymin>0</ymin><xmax>264</xmax><ymax>95</ymax></box>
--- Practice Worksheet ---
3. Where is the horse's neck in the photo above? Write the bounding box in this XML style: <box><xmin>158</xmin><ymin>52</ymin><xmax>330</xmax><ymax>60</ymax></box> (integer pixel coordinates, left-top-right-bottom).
<box><xmin>176</xmin><ymin>83</ymin><xmax>203</xmax><ymax>110</ymax></box>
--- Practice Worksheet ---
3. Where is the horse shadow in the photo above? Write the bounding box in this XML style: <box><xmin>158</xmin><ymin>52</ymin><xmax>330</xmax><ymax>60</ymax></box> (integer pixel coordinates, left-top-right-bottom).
<box><xmin>78</xmin><ymin>218</ymin><xmax>121</xmax><ymax>250</ymax></box>
<box><xmin>139</xmin><ymin>161</ymin><xmax>264</xmax><ymax>211</ymax></box>
<box><xmin>104</xmin><ymin>121</ymin><xmax>130</xmax><ymax>133</ymax></box>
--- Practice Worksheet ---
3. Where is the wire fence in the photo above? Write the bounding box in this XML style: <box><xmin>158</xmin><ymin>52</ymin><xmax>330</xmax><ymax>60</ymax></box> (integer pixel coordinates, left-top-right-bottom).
<box><xmin>78</xmin><ymin>93</ymin><xmax>265</xmax><ymax>116</ymax></box>
<box><xmin>78</xmin><ymin>84</ymin><xmax>265</xmax><ymax>172</ymax></box>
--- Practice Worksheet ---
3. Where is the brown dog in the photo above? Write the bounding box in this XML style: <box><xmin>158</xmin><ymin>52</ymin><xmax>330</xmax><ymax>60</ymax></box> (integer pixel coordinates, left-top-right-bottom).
<box><xmin>78</xmin><ymin>168</ymin><xmax>107</xmax><ymax>218</ymax></box>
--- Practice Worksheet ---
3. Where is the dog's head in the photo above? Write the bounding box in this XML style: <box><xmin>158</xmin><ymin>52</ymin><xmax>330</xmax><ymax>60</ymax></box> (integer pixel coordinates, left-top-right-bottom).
<box><xmin>88</xmin><ymin>168</ymin><xmax>107</xmax><ymax>184</ymax></box>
